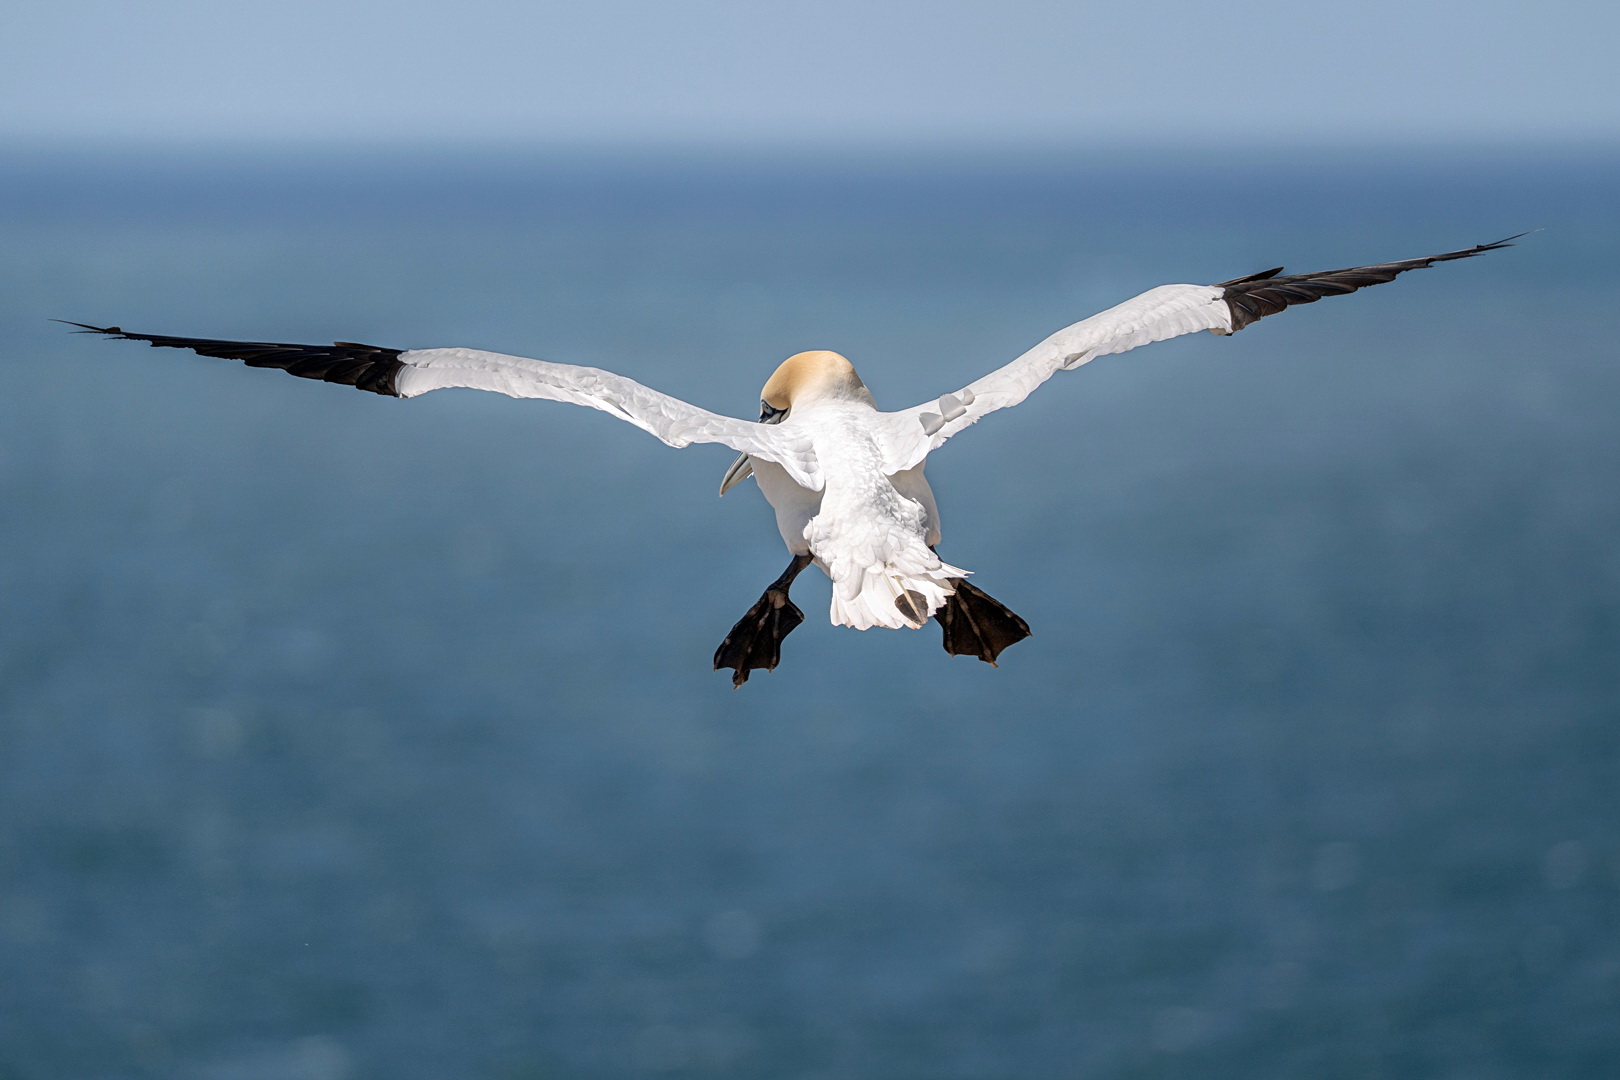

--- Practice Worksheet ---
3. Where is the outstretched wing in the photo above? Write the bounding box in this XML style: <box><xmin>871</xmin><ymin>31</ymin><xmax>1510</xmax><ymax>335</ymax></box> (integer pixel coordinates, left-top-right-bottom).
<box><xmin>63</xmin><ymin>323</ymin><xmax>822</xmax><ymax>489</ymax></box>
<box><xmin>874</xmin><ymin>236</ymin><xmax>1521</xmax><ymax>474</ymax></box>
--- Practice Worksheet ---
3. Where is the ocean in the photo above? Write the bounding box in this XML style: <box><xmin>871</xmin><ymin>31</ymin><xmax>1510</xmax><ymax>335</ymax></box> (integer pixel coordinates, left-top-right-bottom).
<box><xmin>1</xmin><ymin>145</ymin><xmax>1617</xmax><ymax>1078</ymax></box>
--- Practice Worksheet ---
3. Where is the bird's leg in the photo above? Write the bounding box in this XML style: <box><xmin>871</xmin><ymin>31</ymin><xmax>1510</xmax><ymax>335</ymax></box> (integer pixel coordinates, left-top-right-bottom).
<box><xmin>934</xmin><ymin>578</ymin><xmax>1032</xmax><ymax>666</ymax></box>
<box><xmin>714</xmin><ymin>553</ymin><xmax>814</xmax><ymax>688</ymax></box>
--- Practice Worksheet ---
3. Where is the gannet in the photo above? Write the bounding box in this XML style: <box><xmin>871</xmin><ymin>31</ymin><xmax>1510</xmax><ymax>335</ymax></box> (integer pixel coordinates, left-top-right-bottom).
<box><xmin>63</xmin><ymin>236</ymin><xmax>1518</xmax><ymax>685</ymax></box>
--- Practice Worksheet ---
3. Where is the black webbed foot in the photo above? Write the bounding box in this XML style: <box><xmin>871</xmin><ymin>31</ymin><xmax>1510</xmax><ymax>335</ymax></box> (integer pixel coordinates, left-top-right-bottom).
<box><xmin>934</xmin><ymin>579</ymin><xmax>1031</xmax><ymax>666</ymax></box>
<box><xmin>714</xmin><ymin>589</ymin><xmax>805</xmax><ymax>687</ymax></box>
<box><xmin>714</xmin><ymin>554</ymin><xmax>813</xmax><ymax>688</ymax></box>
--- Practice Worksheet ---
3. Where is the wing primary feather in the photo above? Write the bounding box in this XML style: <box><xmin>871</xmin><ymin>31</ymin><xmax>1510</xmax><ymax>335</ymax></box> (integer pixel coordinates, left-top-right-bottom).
<box><xmin>56</xmin><ymin>320</ymin><xmax>407</xmax><ymax>396</ymax></box>
<box><xmin>1217</xmin><ymin>233</ymin><xmax>1525</xmax><ymax>332</ymax></box>
<box><xmin>65</xmin><ymin>326</ymin><xmax>813</xmax><ymax>482</ymax></box>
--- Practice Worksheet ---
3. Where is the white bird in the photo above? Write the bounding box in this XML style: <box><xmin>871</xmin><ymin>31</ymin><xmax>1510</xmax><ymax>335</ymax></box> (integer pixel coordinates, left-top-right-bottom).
<box><xmin>64</xmin><ymin>236</ymin><xmax>1517</xmax><ymax>685</ymax></box>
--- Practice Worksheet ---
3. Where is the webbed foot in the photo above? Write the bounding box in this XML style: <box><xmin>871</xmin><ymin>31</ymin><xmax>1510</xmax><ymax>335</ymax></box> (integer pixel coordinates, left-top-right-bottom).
<box><xmin>935</xmin><ymin>579</ymin><xmax>1031</xmax><ymax>666</ymax></box>
<box><xmin>714</xmin><ymin>554</ymin><xmax>813</xmax><ymax>687</ymax></box>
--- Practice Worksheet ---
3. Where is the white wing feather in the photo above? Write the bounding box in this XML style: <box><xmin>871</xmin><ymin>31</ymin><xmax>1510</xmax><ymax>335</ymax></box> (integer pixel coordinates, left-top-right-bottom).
<box><xmin>396</xmin><ymin>347</ymin><xmax>822</xmax><ymax>489</ymax></box>
<box><xmin>875</xmin><ymin>284</ymin><xmax>1230</xmax><ymax>474</ymax></box>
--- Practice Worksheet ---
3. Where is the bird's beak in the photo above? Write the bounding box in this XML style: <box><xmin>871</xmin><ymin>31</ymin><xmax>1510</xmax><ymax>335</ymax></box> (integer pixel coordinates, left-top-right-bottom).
<box><xmin>719</xmin><ymin>453</ymin><xmax>753</xmax><ymax>496</ymax></box>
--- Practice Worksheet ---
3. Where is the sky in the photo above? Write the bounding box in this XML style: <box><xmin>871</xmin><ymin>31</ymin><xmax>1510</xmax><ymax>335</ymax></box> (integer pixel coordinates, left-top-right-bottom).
<box><xmin>3</xmin><ymin>0</ymin><xmax>1617</xmax><ymax>148</ymax></box>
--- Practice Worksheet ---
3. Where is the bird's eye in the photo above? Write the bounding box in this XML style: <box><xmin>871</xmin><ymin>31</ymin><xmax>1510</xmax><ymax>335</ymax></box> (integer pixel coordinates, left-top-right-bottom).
<box><xmin>759</xmin><ymin>402</ymin><xmax>787</xmax><ymax>423</ymax></box>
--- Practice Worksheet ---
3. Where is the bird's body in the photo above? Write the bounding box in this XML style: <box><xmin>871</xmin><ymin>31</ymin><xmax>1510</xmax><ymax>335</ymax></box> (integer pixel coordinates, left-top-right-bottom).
<box><xmin>65</xmin><ymin>235</ymin><xmax>1520</xmax><ymax>684</ymax></box>
<box><xmin>774</xmin><ymin>396</ymin><xmax>961</xmax><ymax>631</ymax></box>
<box><xmin>732</xmin><ymin>350</ymin><xmax>962</xmax><ymax>630</ymax></box>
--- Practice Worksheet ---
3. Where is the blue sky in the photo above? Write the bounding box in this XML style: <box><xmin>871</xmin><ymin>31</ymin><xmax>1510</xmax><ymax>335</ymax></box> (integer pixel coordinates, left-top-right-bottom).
<box><xmin>3</xmin><ymin>0</ymin><xmax>1615</xmax><ymax>147</ymax></box>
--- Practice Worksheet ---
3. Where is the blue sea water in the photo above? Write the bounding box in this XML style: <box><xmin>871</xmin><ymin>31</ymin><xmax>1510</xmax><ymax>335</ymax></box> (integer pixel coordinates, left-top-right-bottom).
<box><xmin>1</xmin><ymin>146</ymin><xmax>1618</xmax><ymax>1079</ymax></box>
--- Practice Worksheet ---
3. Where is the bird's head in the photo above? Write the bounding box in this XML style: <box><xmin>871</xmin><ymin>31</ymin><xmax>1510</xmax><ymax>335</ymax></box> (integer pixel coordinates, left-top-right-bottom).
<box><xmin>718</xmin><ymin>350</ymin><xmax>873</xmax><ymax>496</ymax></box>
<box><xmin>758</xmin><ymin>350</ymin><xmax>871</xmax><ymax>418</ymax></box>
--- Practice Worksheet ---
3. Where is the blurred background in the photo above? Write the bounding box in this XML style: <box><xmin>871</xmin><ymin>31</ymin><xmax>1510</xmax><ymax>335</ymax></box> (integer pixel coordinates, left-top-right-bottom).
<box><xmin>3</xmin><ymin>3</ymin><xmax>1619</xmax><ymax>1078</ymax></box>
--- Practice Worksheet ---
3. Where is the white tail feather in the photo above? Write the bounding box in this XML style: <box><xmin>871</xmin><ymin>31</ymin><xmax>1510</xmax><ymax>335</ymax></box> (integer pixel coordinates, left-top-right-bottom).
<box><xmin>828</xmin><ymin>564</ymin><xmax>965</xmax><ymax>631</ymax></box>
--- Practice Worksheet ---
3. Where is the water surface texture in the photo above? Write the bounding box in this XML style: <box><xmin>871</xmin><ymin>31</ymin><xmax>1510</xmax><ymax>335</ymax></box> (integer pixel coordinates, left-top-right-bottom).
<box><xmin>2</xmin><ymin>148</ymin><xmax>1618</xmax><ymax>1079</ymax></box>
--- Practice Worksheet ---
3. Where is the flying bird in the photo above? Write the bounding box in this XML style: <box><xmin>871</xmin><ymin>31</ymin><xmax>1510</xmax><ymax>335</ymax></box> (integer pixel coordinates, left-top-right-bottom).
<box><xmin>63</xmin><ymin>237</ymin><xmax>1518</xmax><ymax>686</ymax></box>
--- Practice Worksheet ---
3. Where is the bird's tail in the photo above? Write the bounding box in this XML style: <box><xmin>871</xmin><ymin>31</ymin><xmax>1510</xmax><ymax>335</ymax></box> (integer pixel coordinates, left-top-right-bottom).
<box><xmin>829</xmin><ymin>560</ymin><xmax>968</xmax><ymax>631</ymax></box>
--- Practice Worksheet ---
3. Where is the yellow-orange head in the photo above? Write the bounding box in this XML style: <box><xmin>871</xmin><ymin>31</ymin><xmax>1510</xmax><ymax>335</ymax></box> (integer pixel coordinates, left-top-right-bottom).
<box><xmin>760</xmin><ymin>350</ymin><xmax>871</xmax><ymax>412</ymax></box>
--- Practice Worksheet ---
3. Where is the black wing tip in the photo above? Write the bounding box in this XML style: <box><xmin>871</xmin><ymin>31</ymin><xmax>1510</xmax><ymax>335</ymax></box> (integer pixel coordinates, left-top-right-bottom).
<box><xmin>59</xmin><ymin>320</ymin><xmax>407</xmax><ymax>397</ymax></box>
<box><xmin>1220</xmin><ymin>231</ymin><xmax>1529</xmax><ymax>292</ymax></box>
<box><xmin>1467</xmin><ymin>229</ymin><xmax>1538</xmax><ymax>253</ymax></box>
<box><xmin>53</xmin><ymin>319</ymin><xmax>126</xmax><ymax>335</ymax></box>
<box><xmin>1428</xmin><ymin>230</ymin><xmax>1534</xmax><ymax>262</ymax></box>
<box><xmin>1214</xmin><ymin>266</ymin><xmax>1286</xmax><ymax>288</ymax></box>
<box><xmin>1216</xmin><ymin>233</ymin><xmax>1525</xmax><ymax>334</ymax></box>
